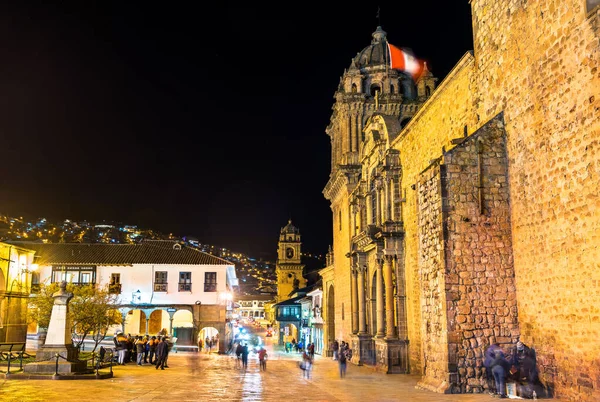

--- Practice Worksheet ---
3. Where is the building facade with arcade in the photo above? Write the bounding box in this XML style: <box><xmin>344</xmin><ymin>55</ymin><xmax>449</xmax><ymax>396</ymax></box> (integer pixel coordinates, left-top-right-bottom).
<box><xmin>16</xmin><ymin>240</ymin><xmax>237</xmax><ymax>353</ymax></box>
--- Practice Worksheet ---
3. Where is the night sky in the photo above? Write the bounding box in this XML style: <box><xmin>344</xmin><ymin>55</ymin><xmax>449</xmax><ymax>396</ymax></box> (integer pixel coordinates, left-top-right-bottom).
<box><xmin>0</xmin><ymin>3</ymin><xmax>474</xmax><ymax>259</ymax></box>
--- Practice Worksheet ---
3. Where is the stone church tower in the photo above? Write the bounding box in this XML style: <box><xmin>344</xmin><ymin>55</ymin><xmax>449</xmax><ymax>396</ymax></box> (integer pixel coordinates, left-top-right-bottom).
<box><xmin>322</xmin><ymin>3</ymin><xmax>600</xmax><ymax>399</ymax></box>
<box><xmin>323</xmin><ymin>26</ymin><xmax>437</xmax><ymax>373</ymax></box>
<box><xmin>275</xmin><ymin>220</ymin><xmax>306</xmax><ymax>303</ymax></box>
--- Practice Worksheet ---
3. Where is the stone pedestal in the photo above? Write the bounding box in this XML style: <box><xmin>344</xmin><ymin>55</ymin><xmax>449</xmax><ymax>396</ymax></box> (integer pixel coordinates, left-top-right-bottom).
<box><xmin>23</xmin><ymin>281</ymin><xmax>88</xmax><ymax>375</ymax></box>
<box><xmin>24</xmin><ymin>344</ymin><xmax>87</xmax><ymax>374</ymax></box>
<box><xmin>350</xmin><ymin>334</ymin><xmax>374</xmax><ymax>366</ymax></box>
<box><xmin>374</xmin><ymin>338</ymin><xmax>409</xmax><ymax>373</ymax></box>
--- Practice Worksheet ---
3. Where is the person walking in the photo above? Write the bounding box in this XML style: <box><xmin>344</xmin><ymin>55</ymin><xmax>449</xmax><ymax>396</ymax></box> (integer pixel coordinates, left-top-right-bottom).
<box><xmin>241</xmin><ymin>343</ymin><xmax>249</xmax><ymax>370</ymax></box>
<box><xmin>155</xmin><ymin>337</ymin><xmax>169</xmax><ymax>370</ymax></box>
<box><xmin>235</xmin><ymin>342</ymin><xmax>243</xmax><ymax>369</ymax></box>
<box><xmin>338</xmin><ymin>347</ymin><xmax>347</xmax><ymax>378</ymax></box>
<box><xmin>258</xmin><ymin>347</ymin><xmax>268</xmax><ymax>371</ymax></box>
<box><xmin>302</xmin><ymin>351</ymin><xmax>313</xmax><ymax>379</ymax></box>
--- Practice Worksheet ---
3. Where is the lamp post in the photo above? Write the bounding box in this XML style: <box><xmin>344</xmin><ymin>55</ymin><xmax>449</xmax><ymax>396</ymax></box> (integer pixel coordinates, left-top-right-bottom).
<box><xmin>132</xmin><ymin>289</ymin><xmax>141</xmax><ymax>304</ymax></box>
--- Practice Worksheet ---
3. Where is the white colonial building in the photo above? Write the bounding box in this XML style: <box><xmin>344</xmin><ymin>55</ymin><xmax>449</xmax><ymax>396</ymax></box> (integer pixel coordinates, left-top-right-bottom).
<box><xmin>14</xmin><ymin>240</ymin><xmax>238</xmax><ymax>352</ymax></box>
<box><xmin>235</xmin><ymin>294</ymin><xmax>274</xmax><ymax>326</ymax></box>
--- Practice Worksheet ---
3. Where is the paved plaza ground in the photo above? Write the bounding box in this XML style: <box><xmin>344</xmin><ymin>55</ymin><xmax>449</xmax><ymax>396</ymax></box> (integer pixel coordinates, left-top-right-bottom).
<box><xmin>0</xmin><ymin>337</ymin><xmax>500</xmax><ymax>402</ymax></box>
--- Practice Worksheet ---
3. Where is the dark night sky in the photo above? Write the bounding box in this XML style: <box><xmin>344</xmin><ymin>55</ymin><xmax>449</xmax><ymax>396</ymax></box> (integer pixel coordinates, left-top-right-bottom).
<box><xmin>0</xmin><ymin>2</ymin><xmax>474</xmax><ymax>259</ymax></box>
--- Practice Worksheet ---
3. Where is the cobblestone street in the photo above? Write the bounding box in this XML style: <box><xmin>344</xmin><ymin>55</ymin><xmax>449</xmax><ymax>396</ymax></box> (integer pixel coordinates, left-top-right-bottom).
<box><xmin>0</xmin><ymin>339</ymin><xmax>496</xmax><ymax>402</ymax></box>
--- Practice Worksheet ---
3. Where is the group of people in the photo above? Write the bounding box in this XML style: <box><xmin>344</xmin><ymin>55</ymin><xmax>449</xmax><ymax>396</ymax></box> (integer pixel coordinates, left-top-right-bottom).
<box><xmin>484</xmin><ymin>341</ymin><xmax>541</xmax><ymax>399</ymax></box>
<box><xmin>113</xmin><ymin>332</ymin><xmax>172</xmax><ymax>370</ymax></box>
<box><xmin>285</xmin><ymin>338</ymin><xmax>303</xmax><ymax>353</ymax></box>
<box><xmin>234</xmin><ymin>342</ymin><xmax>250</xmax><ymax>369</ymax></box>
<box><xmin>201</xmin><ymin>335</ymin><xmax>218</xmax><ymax>353</ymax></box>
<box><xmin>331</xmin><ymin>340</ymin><xmax>352</xmax><ymax>378</ymax></box>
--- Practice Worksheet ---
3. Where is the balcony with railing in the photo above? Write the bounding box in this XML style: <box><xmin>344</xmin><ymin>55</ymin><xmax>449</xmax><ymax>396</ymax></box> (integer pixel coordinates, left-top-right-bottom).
<box><xmin>178</xmin><ymin>282</ymin><xmax>192</xmax><ymax>292</ymax></box>
<box><xmin>154</xmin><ymin>283</ymin><xmax>168</xmax><ymax>292</ymax></box>
<box><xmin>108</xmin><ymin>283</ymin><xmax>122</xmax><ymax>294</ymax></box>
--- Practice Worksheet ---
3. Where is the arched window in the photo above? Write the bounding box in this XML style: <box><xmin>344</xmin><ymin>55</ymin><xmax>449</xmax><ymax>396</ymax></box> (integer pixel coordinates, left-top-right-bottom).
<box><xmin>370</xmin><ymin>178</ymin><xmax>377</xmax><ymax>225</ymax></box>
<box><xmin>351</xmin><ymin>83</ymin><xmax>358</xmax><ymax>93</ymax></box>
<box><xmin>370</xmin><ymin>84</ymin><xmax>381</xmax><ymax>97</ymax></box>
<box><xmin>390</xmin><ymin>85</ymin><xmax>395</xmax><ymax>94</ymax></box>
<box><xmin>425</xmin><ymin>86</ymin><xmax>432</xmax><ymax>97</ymax></box>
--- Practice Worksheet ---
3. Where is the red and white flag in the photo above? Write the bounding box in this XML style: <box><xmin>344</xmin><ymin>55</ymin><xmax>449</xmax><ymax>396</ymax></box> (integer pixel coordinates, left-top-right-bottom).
<box><xmin>387</xmin><ymin>43</ymin><xmax>422</xmax><ymax>78</ymax></box>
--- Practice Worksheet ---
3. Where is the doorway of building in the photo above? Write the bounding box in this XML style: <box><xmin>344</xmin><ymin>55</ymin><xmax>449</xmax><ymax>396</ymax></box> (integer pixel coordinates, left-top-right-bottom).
<box><xmin>327</xmin><ymin>284</ymin><xmax>335</xmax><ymax>348</ymax></box>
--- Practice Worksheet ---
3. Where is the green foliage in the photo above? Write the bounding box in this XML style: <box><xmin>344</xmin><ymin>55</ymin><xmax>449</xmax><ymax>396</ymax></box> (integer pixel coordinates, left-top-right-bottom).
<box><xmin>28</xmin><ymin>282</ymin><xmax>123</xmax><ymax>351</ymax></box>
<box><xmin>28</xmin><ymin>282</ymin><xmax>59</xmax><ymax>329</ymax></box>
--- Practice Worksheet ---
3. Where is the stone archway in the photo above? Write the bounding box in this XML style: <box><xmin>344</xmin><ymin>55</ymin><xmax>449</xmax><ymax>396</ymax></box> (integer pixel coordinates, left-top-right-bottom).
<box><xmin>199</xmin><ymin>327</ymin><xmax>219</xmax><ymax>352</ymax></box>
<box><xmin>124</xmin><ymin>310</ymin><xmax>147</xmax><ymax>335</ymax></box>
<box><xmin>172</xmin><ymin>310</ymin><xmax>193</xmax><ymax>345</ymax></box>
<box><xmin>149</xmin><ymin>310</ymin><xmax>168</xmax><ymax>335</ymax></box>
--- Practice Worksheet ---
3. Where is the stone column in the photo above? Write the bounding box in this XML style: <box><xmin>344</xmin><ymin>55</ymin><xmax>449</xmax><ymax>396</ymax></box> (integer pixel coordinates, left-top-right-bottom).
<box><xmin>376</xmin><ymin>257</ymin><xmax>385</xmax><ymax>337</ymax></box>
<box><xmin>351</xmin><ymin>261</ymin><xmax>359</xmax><ymax>334</ymax></box>
<box><xmin>395</xmin><ymin>252</ymin><xmax>408</xmax><ymax>341</ymax></box>
<box><xmin>384</xmin><ymin>255</ymin><xmax>396</xmax><ymax>339</ymax></box>
<box><xmin>357</xmin><ymin>264</ymin><xmax>367</xmax><ymax>335</ymax></box>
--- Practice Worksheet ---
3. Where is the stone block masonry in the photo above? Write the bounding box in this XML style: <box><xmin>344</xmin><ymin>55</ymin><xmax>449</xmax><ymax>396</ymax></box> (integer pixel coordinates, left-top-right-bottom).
<box><xmin>416</xmin><ymin>114</ymin><xmax>515</xmax><ymax>393</ymax></box>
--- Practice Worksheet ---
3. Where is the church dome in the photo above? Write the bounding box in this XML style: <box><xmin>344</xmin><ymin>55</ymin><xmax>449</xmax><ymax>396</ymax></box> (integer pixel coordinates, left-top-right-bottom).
<box><xmin>353</xmin><ymin>26</ymin><xmax>389</xmax><ymax>69</ymax></box>
<box><xmin>281</xmin><ymin>220</ymin><xmax>300</xmax><ymax>235</ymax></box>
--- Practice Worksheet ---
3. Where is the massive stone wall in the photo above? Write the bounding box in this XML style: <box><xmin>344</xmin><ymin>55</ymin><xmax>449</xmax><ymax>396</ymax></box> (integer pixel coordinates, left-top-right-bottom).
<box><xmin>470</xmin><ymin>1</ymin><xmax>600</xmax><ymax>399</ymax></box>
<box><xmin>442</xmin><ymin>115</ymin><xmax>516</xmax><ymax>393</ymax></box>
<box><xmin>416</xmin><ymin>163</ymin><xmax>449</xmax><ymax>392</ymax></box>
<box><xmin>392</xmin><ymin>53</ymin><xmax>476</xmax><ymax>374</ymax></box>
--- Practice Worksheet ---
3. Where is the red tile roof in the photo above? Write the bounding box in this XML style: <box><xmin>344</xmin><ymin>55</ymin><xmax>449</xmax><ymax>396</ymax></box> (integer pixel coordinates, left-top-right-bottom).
<box><xmin>9</xmin><ymin>240</ymin><xmax>231</xmax><ymax>266</ymax></box>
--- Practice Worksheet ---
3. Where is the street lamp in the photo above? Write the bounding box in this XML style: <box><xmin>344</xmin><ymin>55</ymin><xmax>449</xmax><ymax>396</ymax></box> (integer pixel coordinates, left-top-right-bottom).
<box><xmin>132</xmin><ymin>289</ymin><xmax>141</xmax><ymax>304</ymax></box>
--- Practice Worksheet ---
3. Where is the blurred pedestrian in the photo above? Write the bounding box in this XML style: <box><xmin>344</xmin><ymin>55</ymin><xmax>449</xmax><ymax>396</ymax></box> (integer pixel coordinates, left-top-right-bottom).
<box><xmin>302</xmin><ymin>351</ymin><xmax>312</xmax><ymax>379</ymax></box>
<box><xmin>155</xmin><ymin>337</ymin><xmax>168</xmax><ymax>370</ymax></box>
<box><xmin>491</xmin><ymin>350</ymin><xmax>511</xmax><ymax>398</ymax></box>
<box><xmin>484</xmin><ymin>343</ymin><xmax>502</xmax><ymax>395</ymax></box>
<box><xmin>241</xmin><ymin>343</ymin><xmax>249</xmax><ymax>370</ymax></box>
<box><xmin>338</xmin><ymin>347</ymin><xmax>347</xmax><ymax>378</ymax></box>
<box><xmin>258</xmin><ymin>347</ymin><xmax>268</xmax><ymax>371</ymax></box>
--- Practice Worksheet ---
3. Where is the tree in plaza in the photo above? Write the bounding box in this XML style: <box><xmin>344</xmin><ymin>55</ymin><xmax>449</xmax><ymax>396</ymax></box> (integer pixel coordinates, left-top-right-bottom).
<box><xmin>28</xmin><ymin>282</ymin><xmax>122</xmax><ymax>352</ymax></box>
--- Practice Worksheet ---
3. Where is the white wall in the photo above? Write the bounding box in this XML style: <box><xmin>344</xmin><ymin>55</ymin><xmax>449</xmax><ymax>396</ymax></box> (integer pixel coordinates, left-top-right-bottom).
<box><xmin>37</xmin><ymin>263</ymin><xmax>234</xmax><ymax>305</ymax></box>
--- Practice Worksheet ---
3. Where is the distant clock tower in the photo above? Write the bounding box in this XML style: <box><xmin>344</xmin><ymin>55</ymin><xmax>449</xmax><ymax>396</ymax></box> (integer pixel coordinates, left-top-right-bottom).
<box><xmin>276</xmin><ymin>220</ymin><xmax>306</xmax><ymax>302</ymax></box>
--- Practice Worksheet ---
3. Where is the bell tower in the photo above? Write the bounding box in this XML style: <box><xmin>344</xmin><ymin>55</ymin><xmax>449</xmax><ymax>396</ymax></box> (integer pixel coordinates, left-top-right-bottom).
<box><xmin>275</xmin><ymin>220</ymin><xmax>306</xmax><ymax>302</ymax></box>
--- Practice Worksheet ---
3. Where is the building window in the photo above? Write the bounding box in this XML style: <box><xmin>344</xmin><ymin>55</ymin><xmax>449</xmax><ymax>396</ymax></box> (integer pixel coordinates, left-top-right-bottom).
<box><xmin>587</xmin><ymin>0</ymin><xmax>600</xmax><ymax>13</ymax></box>
<box><xmin>204</xmin><ymin>272</ymin><xmax>217</xmax><ymax>292</ymax></box>
<box><xmin>390</xmin><ymin>85</ymin><xmax>395</xmax><ymax>94</ymax></box>
<box><xmin>370</xmin><ymin>84</ymin><xmax>381</xmax><ymax>96</ymax></box>
<box><xmin>351</xmin><ymin>83</ymin><xmax>357</xmax><ymax>93</ymax></box>
<box><xmin>31</xmin><ymin>272</ymin><xmax>40</xmax><ymax>293</ymax></box>
<box><xmin>179</xmin><ymin>272</ymin><xmax>192</xmax><ymax>292</ymax></box>
<box><xmin>258</xmin><ymin>302</ymin><xmax>263</xmax><ymax>307</ymax></box>
<box><xmin>154</xmin><ymin>271</ymin><xmax>168</xmax><ymax>292</ymax></box>
<box><xmin>342</xmin><ymin>302</ymin><xmax>345</xmax><ymax>320</ymax></box>
<box><xmin>51</xmin><ymin>265</ymin><xmax>96</xmax><ymax>285</ymax></box>
<box><xmin>339</xmin><ymin>209</ymin><xmax>342</xmax><ymax>231</ymax></box>
<box><xmin>109</xmin><ymin>273</ymin><xmax>121</xmax><ymax>294</ymax></box>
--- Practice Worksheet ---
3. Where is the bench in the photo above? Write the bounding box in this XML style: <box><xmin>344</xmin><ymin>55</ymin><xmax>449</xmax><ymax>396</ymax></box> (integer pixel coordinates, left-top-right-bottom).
<box><xmin>0</xmin><ymin>342</ymin><xmax>28</xmax><ymax>373</ymax></box>
<box><xmin>172</xmin><ymin>345</ymin><xmax>199</xmax><ymax>353</ymax></box>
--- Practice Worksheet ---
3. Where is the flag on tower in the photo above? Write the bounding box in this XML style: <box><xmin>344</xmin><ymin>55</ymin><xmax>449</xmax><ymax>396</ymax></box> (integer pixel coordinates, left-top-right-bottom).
<box><xmin>387</xmin><ymin>43</ymin><xmax>422</xmax><ymax>79</ymax></box>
